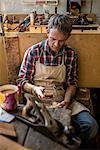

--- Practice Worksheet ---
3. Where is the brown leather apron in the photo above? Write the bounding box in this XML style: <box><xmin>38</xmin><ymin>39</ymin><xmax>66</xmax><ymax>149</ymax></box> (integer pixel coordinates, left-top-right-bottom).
<box><xmin>32</xmin><ymin>54</ymin><xmax>89</xmax><ymax>120</ymax></box>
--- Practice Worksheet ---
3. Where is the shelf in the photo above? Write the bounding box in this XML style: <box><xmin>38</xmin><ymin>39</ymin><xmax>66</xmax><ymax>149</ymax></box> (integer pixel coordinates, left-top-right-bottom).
<box><xmin>23</xmin><ymin>0</ymin><xmax>58</xmax><ymax>6</ymax></box>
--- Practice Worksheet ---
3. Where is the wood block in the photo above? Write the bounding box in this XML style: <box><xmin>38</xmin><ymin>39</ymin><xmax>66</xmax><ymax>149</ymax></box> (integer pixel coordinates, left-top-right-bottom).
<box><xmin>0</xmin><ymin>122</ymin><xmax>16</xmax><ymax>138</ymax></box>
<box><xmin>11</xmin><ymin>24</ymin><xmax>19</xmax><ymax>30</ymax></box>
<box><xmin>87</xmin><ymin>13</ymin><xmax>96</xmax><ymax>22</ymax></box>
<box><xmin>41</xmin><ymin>25</ymin><xmax>48</xmax><ymax>33</ymax></box>
<box><xmin>0</xmin><ymin>135</ymin><xmax>29</xmax><ymax>150</ymax></box>
<box><xmin>29</xmin><ymin>26</ymin><xmax>42</xmax><ymax>33</ymax></box>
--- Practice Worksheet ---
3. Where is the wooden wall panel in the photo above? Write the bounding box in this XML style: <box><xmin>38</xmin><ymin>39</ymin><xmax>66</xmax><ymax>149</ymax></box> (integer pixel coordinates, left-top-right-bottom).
<box><xmin>0</xmin><ymin>36</ymin><xmax>8</xmax><ymax>85</ymax></box>
<box><xmin>4</xmin><ymin>36</ymin><xmax>20</xmax><ymax>84</ymax></box>
<box><xmin>1</xmin><ymin>32</ymin><xmax>99</xmax><ymax>87</ymax></box>
<box><xmin>18</xmin><ymin>33</ymin><xmax>100</xmax><ymax>88</ymax></box>
<box><xmin>67</xmin><ymin>34</ymin><xmax>100</xmax><ymax>88</ymax></box>
<box><xmin>18</xmin><ymin>33</ymin><xmax>47</xmax><ymax>62</ymax></box>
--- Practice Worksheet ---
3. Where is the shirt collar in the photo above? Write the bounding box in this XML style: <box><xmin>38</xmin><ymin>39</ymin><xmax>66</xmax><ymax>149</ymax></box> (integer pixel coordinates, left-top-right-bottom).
<box><xmin>44</xmin><ymin>39</ymin><xmax>66</xmax><ymax>56</ymax></box>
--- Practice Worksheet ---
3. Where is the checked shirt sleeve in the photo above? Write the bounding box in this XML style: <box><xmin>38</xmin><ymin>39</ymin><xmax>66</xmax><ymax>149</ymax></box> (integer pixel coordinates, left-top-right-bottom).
<box><xmin>16</xmin><ymin>47</ymin><xmax>35</xmax><ymax>91</ymax></box>
<box><xmin>66</xmin><ymin>49</ymin><xmax>78</xmax><ymax>87</ymax></box>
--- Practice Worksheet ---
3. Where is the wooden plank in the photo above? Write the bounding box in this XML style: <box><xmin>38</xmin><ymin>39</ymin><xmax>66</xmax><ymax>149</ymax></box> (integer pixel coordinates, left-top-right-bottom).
<box><xmin>0</xmin><ymin>135</ymin><xmax>29</xmax><ymax>150</ymax></box>
<box><xmin>0</xmin><ymin>122</ymin><xmax>16</xmax><ymax>138</ymax></box>
<box><xmin>0</xmin><ymin>36</ymin><xmax>8</xmax><ymax>85</ymax></box>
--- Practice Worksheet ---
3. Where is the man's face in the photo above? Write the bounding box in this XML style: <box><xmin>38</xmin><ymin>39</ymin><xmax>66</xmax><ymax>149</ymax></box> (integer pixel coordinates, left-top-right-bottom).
<box><xmin>48</xmin><ymin>28</ymin><xmax>69</xmax><ymax>53</ymax></box>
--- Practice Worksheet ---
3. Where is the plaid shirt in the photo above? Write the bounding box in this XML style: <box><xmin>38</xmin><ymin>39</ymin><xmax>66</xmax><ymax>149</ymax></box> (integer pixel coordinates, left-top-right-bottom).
<box><xmin>17</xmin><ymin>39</ymin><xmax>78</xmax><ymax>90</ymax></box>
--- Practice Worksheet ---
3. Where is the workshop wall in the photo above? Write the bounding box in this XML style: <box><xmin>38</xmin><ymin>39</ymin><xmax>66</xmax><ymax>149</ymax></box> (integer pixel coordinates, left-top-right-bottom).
<box><xmin>0</xmin><ymin>0</ymin><xmax>67</xmax><ymax>14</ymax></box>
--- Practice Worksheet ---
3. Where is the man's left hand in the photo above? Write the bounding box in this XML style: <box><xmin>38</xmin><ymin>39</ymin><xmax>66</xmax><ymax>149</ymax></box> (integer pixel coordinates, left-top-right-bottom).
<box><xmin>56</xmin><ymin>100</ymin><xmax>70</xmax><ymax>109</ymax></box>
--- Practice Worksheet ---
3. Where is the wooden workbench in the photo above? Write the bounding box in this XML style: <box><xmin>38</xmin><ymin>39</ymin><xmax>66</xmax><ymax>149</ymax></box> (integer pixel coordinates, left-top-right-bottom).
<box><xmin>14</xmin><ymin>119</ymin><xmax>68</xmax><ymax>150</ymax></box>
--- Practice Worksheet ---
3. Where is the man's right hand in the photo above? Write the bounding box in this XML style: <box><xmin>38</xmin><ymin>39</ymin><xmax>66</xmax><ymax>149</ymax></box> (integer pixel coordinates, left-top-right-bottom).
<box><xmin>32</xmin><ymin>85</ymin><xmax>45</xmax><ymax>99</ymax></box>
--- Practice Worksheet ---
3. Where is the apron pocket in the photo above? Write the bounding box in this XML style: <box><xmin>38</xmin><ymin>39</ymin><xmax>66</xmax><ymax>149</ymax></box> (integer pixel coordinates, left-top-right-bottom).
<box><xmin>43</xmin><ymin>86</ymin><xmax>65</xmax><ymax>102</ymax></box>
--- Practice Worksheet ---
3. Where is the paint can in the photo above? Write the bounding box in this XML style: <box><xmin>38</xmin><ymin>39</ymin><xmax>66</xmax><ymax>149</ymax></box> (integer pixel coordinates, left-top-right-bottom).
<box><xmin>0</xmin><ymin>84</ymin><xmax>18</xmax><ymax>111</ymax></box>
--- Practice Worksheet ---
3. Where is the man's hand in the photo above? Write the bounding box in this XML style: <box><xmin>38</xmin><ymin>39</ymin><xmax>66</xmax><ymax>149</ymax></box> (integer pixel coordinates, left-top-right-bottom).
<box><xmin>23</xmin><ymin>83</ymin><xmax>45</xmax><ymax>100</ymax></box>
<box><xmin>56</xmin><ymin>86</ymin><xmax>76</xmax><ymax>109</ymax></box>
<box><xmin>32</xmin><ymin>85</ymin><xmax>45</xmax><ymax>99</ymax></box>
<box><xmin>56</xmin><ymin>100</ymin><xmax>70</xmax><ymax>109</ymax></box>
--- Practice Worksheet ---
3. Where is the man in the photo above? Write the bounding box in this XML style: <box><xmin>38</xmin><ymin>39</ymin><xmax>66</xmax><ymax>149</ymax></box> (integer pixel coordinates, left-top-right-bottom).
<box><xmin>17</xmin><ymin>14</ymin><xmax>98</xmax><ymax>147</ymax></box>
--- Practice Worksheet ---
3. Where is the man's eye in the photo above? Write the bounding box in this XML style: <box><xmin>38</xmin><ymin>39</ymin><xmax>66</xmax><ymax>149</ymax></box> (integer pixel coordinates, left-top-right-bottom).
<box><xmin>51</xmin><ymin>38</ymin><xmax>54</xmax><ymax>41</ymax></box>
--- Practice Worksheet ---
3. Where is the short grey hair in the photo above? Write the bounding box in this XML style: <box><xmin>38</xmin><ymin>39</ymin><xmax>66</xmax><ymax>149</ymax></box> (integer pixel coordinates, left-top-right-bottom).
<box><xmin>48</xmin><ymin>14</ymin><xmax>72</xmax><ymax>35</ymax></box>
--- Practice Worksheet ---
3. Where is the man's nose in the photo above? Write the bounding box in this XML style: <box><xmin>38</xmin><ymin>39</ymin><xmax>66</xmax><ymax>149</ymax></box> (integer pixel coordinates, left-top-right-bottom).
<box><xmin>54</xmin><ymin>40</ymin><xmax>59</xmax><ymax>47</ymax></box>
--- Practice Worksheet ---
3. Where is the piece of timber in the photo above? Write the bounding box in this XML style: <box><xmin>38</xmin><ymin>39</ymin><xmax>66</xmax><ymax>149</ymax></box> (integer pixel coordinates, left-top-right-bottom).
<box><xmin>0</xmin><ymin>135</ymin><xmax>29</xmax><ymax>150</ymax></box>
